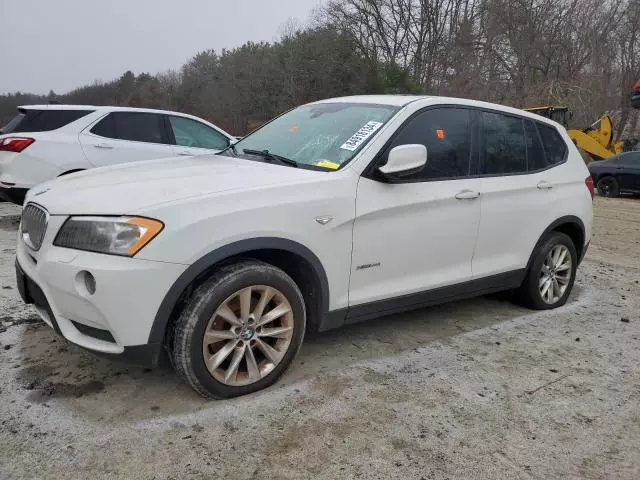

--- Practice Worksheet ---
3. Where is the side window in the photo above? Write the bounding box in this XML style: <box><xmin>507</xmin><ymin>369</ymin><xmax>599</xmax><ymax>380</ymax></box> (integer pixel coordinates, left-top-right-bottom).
<box><xmin>92</xmin><ymin>112</ymin><xmax>169</xmax><ymax>144</ymax></box>
<box><xmin>168</xmin><ymin>116</ymin><xmax>229</xmax><ymax>150</ymax></box>
<box><xmin>481</xmin><ymin>111</ymin><xmax>526</xmax><ymax>175</ymax></box>
<box><xmin>90</xmin><ymin>114</ymin><xmax>116</xmax><ymax>138</ymax></box>
<box><xmin>537</xmin><ymin>123</ymin><xmax>567</xmax><ymax>167</ymax></box>
<box><xmin>525</xmin><ymin>119</ymin><xmax>546</xmax><ymax>171</ymax></box>
<box><xmin>382</xmin><ymin>108</ymin><xmax>472</xmax><ymax>180</ymax></box>
<box><xmin>615</xmin><ymin>153</ymin><xmax>640</xmax><ymax>165</ymax></box>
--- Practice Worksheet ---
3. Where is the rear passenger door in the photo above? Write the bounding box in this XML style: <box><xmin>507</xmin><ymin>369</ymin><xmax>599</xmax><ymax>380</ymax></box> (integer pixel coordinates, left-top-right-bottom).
<box><xmin>472</xmin><ymin>112</ymin><xmax>568</xmax><ymax>278</ymax></box>
<box><xmin>167</xmin><ymin>115</ymin><xmax>230</xmax><ymax>156</ymax></box>
<box><xmin>79</xmin><ymin>112</ymin><xmax>175</xmax><ymax>167</ymax></box>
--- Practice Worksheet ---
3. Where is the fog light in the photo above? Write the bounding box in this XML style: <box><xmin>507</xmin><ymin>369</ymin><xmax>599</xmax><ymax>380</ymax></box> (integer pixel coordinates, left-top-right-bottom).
<box><xmin>77</xmin><ymin>270</ymin><xmax>96</xmax><ymax>296</ymax></box>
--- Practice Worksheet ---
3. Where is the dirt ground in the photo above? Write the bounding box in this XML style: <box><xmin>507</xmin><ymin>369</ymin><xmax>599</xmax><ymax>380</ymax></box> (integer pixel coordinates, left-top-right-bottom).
<box><xmin>0</xmin><ymin>197</ymin><xmax>639</xmax><ymax>480</ymax></box>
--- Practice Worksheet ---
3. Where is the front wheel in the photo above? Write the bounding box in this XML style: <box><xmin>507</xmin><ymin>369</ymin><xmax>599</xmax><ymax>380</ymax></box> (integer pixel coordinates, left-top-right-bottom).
<box><xmin>169</xmin><ymin>260</ymin><xmax>306</xmax><ymax>399</ymax></box>
<box><xmin>516</xmin><ymin>232</ymin><xmax>577</xmax><ymax>310</ymax></box>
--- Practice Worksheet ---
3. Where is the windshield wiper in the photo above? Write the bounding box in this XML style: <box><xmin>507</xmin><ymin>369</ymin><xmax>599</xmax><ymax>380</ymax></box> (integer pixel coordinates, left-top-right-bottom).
<box><xmin>243</xmin><ymin>149</ymin><xmax>298</xmax><ymax>168</ymax></box>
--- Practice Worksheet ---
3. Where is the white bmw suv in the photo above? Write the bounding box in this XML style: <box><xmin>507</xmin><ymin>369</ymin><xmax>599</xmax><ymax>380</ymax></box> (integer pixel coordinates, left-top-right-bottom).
<box><xmin>15</xmin><ymin>95</ymin><xmax>593</xmax><ymax>398</ymax></box>
<box><xmin>0</xmin><ymin>104</ymin><xmax>234</xmax><ymax>204</ymax></box>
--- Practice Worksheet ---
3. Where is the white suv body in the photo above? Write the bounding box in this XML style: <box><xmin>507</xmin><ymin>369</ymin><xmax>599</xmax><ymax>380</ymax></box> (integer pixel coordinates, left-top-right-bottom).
<box><xmin>0</xmin><ymin>105</ymin><xmax>233</xmax><ymax>204</ymax></box>
<box><xmin>15</xmin><ymin>95</ymin><xmax>593</xmax><ymax>398</ymax></box>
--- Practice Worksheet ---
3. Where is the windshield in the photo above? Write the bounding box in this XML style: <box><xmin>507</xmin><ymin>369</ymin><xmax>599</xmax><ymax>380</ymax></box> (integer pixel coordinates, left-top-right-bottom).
<box><xmin>233</xmin><ymin>103</ymin><xmax>399</xmax><ymax>170</ymax></box>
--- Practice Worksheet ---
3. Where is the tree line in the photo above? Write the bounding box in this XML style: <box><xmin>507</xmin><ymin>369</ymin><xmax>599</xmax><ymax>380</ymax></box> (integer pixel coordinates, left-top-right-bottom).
<box><xmin>1</xmin><ymin>0</ymin><xmax>638</xmax><ymax>139</ymax></box>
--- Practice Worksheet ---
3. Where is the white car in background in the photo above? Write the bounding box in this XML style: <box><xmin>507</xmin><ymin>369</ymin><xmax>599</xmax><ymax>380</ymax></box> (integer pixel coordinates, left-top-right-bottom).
<box><xmin>0</xmin><ymin>105</ymin><xmax>234</xmax><ymax>204</ymax></box>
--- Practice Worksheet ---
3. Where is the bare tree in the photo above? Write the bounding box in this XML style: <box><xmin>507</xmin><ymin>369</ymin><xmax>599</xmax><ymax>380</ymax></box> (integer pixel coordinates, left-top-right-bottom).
<box><xmin>2</xmin><ymin>1</ymin><xmax>639</xmax><ymax>142</ymax></box>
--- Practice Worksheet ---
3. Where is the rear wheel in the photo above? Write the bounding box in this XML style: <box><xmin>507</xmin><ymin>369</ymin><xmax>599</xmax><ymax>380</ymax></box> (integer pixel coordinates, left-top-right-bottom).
<box><xmin>596</xmin><ymin>176</ymin><xmax>619</xmax><ymax>197</ymax></box>
<box><xmin>516</xmin><ymin>232</ymin><xmax>577</xmax><ymax>310</ymax></box>
<box><xmin>169</xmin><ymin>260</ymin><xmax>306</xmax><ymax>399</ymax></box>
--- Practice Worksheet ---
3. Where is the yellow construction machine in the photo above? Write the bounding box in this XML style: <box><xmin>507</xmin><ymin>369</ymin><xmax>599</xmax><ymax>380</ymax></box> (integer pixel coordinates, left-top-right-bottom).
<box><xmin>522</xmin><ymin>106</ymin><xmax>572</xmax><ymax>128</ymax></box>
<box><xmin>524</xmin><ymin>82</ymin><xmax>640</xmax><ymax>162</ymax></box>
<box><xmin>568</xmin><ymin>114</ymin><xmax>625</xmax><ymax>160</ymax></box>
<box><xmin>522</xmin><ymin>107</ymin><xmax>625</xmax><ymax>161</ymax></box>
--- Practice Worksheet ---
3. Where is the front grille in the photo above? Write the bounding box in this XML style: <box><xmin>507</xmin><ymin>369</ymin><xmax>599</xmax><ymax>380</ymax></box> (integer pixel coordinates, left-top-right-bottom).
<box><xmin>21</xmin><ymin>203</ymin><xmax>48</xmax><ymax>251</ymax></box>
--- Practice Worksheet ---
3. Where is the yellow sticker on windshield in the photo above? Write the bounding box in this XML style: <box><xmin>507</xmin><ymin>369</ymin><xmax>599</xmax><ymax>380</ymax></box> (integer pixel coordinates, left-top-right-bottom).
<box><xmin>315</xmin><ymin>160</ymin><xmax>340</xmax><ymax>170</ymax></box>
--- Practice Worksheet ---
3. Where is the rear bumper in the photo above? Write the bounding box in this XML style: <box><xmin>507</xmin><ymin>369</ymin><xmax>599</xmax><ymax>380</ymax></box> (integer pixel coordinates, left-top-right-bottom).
<box><xmin>0</xmin><ymin>186</ymin><xmax>28</xmax><ymax>205</ymax></box>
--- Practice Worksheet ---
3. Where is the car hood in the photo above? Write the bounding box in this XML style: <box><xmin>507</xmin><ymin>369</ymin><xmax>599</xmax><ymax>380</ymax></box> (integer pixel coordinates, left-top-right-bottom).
<box><xmin>26</xmin><ymin>154</ymin><xmax>324</xmax><ymax>215</ymax></box>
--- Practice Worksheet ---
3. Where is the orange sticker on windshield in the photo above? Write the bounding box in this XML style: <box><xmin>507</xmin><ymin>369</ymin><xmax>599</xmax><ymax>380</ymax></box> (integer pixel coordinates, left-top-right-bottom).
<box><xmin>436</xmin><ymin>129</ymin><xmax>445</xmax><ymax>139</ymax></box>
<box><xmin>289</xmin><ymin>126</ymin><xmax>299</xmax><ymax>133</ymax></box>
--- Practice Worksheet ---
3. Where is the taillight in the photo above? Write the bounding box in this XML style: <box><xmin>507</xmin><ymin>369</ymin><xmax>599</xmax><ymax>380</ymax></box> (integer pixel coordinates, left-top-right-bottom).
<box><xmin>585</xmin><ymin>176</ymin><xmax>595</xmax><ymax>200</ymax></box>
<box><xmin>0</xmin><ymin>137</ymin><xmax>35</xmax><ymax>153</ymax></box>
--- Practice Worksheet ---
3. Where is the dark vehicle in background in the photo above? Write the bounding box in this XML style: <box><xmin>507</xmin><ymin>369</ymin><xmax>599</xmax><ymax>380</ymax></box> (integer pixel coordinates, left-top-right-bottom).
<box><xmin>588</xmin><ymin>151</ymin><xmax>640</xmax><ymax>197</ymax></box>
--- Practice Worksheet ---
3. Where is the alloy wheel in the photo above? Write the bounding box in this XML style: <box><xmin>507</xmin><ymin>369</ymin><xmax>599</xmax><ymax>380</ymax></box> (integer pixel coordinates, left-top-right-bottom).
<box><xmin>202</xmin><ymin>285</ymin><xmax>294</xmax><ymax>386</ymax></box>
<box><xmin>539</xmin><ymin>245</ymin><xmax>572</xmax><ymax>304</ymax></box>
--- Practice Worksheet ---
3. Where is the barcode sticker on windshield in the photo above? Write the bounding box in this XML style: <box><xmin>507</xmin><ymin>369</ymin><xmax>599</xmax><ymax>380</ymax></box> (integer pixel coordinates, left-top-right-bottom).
<box><xmin>340</xmin><ymin>121</ymin><xmax>384</xmax><ymax>151</ymax></box>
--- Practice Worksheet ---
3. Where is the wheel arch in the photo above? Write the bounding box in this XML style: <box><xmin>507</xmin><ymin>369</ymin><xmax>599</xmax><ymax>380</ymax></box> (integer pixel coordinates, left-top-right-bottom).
<box><xmin>526</xmin><ymin>216</ymin><xmax>586</xmax><ymax>272</ymax></box>
<box><xmin>595</xmin><ymin>173</ymin><xmax>618</xmax><ymax>183</ymax></box>
<box><xmin>148</xmin><ymin>237</ymin><xmax>330</xmax><ymax>345</ymax></box>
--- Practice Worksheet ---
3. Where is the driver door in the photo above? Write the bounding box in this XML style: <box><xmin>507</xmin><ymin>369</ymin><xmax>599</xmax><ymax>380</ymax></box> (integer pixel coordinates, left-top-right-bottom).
<box><xmin>349</xmin><ymin>107</ymin><xmax>482</xmax><ymax>312</ymax></box>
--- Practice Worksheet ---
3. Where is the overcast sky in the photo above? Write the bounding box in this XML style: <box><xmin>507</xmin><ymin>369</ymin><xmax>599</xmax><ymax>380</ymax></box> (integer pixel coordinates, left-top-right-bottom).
<box><xmin>0</xmin><ymin>0</ymin><xmax>321</xmax><ymax>95</ymax></box>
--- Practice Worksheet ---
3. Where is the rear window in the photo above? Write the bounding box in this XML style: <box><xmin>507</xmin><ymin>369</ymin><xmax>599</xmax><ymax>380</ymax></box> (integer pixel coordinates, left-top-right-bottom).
<box><xmin>1</xmin><ymin>109</ymin><xmax>93</xmax><ymax>133</ymax></box>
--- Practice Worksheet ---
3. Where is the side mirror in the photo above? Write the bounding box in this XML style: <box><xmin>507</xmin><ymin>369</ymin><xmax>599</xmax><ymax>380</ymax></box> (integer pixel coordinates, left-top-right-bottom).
<box><xmin>378</xmin><ymin>144</ymin><xmax>427</xmax><ymax>178</ymax></box>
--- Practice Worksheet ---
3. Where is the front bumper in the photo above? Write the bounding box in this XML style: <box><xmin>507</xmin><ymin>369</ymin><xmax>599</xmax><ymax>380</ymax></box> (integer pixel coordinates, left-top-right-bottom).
<box><xmin>16</xmin><ymin>220</ymin><xmax>187</xmax><ymax>367</ymax></box>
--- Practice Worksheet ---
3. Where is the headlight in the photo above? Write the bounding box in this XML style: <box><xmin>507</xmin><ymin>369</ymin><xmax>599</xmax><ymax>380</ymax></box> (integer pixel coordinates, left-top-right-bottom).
<box><xmin>54</xmin><ymin>216</ymin><xmax>164</xmax><ymax>256</ymax></box>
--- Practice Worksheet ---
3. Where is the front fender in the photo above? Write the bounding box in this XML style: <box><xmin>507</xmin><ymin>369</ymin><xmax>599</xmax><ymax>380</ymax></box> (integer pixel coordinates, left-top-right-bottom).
<box><xmin>146</xmin><ymin>237</ymin><xmax>330</xmax><ymax>345</ymax></box>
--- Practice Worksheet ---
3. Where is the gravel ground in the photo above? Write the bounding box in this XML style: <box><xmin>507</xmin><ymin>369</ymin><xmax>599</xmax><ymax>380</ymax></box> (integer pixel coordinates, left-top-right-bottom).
<box><xmin>0</xmin><ymin>197</ymin><xmax>639</xmax><ymax>479</ymax></box>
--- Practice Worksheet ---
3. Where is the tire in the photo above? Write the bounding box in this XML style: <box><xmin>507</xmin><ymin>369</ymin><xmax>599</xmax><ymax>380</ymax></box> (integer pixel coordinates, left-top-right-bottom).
<box><xmin>596</xmin><ymin>176</ymin><xmax>619</xmax><ymax>197</ymax></box>
<box><xmin>168</xmin><ymin>259</ymin><xmax>306</xmax><ymax>399</ymax></box>
<box><xmin>515</xmin><ymin>232</ymin><xmax>577</xmax><ymax>310</ymax></box>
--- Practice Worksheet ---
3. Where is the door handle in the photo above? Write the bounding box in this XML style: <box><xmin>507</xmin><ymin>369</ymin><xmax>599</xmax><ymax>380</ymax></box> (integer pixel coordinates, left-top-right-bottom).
<box><xmin>93</xmin><ymin>143</ymin><xmax>114</xmax><ymax>149</ymax></box>
<box><xmin>177</xmin><ymin>151</ymin><xmax>193</xmax><ymax>156</ymax></box>
<box><xmin>455</xmin><ymin>190</ymin><xmax>480</xmax><ymax>200</ymax></box>
<box><xmin>537</xmin><ymin>181</ymin><xmax>553</xmax><ymax>190</ymax></box>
